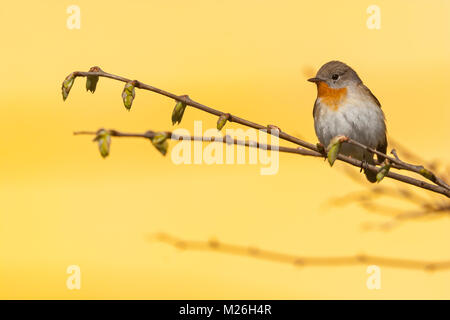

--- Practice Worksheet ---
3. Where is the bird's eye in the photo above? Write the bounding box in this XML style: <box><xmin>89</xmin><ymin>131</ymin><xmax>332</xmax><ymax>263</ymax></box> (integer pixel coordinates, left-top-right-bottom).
<box><xmin>331</xmin><ymin>74</ymin><xmax>339</xmax><ymax>80</ymax></box>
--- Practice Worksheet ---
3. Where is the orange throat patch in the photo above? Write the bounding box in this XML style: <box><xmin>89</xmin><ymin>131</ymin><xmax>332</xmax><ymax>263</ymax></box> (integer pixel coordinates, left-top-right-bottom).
<box><xmin>317</xmin><ymin>82</ymin><xmax>347</xmax><ymax>111</ymax></box>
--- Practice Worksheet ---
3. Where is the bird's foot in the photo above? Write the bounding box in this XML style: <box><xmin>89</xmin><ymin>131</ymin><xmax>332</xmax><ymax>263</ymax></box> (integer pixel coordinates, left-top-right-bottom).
<box><xmin>316</xmin><ymin>142</ymin><xmax>325</xmax><ymax>153</ymax></box>
<box><xmin>360</xmin><ymin>158</ymin><xmax>370</xmax><ymax>173</ymax></box>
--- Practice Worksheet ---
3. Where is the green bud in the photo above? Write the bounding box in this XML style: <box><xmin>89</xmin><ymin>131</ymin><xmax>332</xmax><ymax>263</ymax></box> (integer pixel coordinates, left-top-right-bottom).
<box><xmin>151</xmin><ymin>132</ymin><xmax>169</xmax><ymax>156</ymax></box>
<box><xmin>171</xmin><ymin>100</ymin><xmax>187</xmax><ymax>125</ymax></box>
<box><xmin>419</xmin><ymin>168</ymin><xmax>434</xmax><ymax>180</ymax></box>
<box><xmin>62</xmin><ymin>73</ymin><xmax>76</xmax><ymax>101</ymax></box>
<box><xmin>326</xmin><ymin>136</ymin><xmax>342</xmax><ymax>167</ymax></box>
<box><xmin>217</xmin><ymin>114</ymin><xmax>229</xmax><ymax>131</ymax></box>
<box><xmin>122</xmin><ymin>82</ymin><xmax>135</xmax><ymax>110</ymax></box>
<box><xmin>376</xmin><ymin>163</ymin><xmax>391</xmax><ymax>183</ymax></box>
<box><xmin>86</xmin><ymin>76</ymin><xmax>99</xmax><ymax>93</ymax></box>
<box><xmin>93</xmin><ymin>129</ymin><xmax>111</xmax><ymax>158</ymax></box>
<box><xmin>86</xmin><ymin>66</ymin><xmax>101</xmax><ymax>93</ymax></box>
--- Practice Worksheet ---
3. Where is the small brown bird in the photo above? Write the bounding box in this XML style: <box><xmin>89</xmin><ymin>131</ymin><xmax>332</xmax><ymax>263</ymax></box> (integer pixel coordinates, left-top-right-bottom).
<box><xmin>308</xmin><ymin>61</ymin><xmax>387</xmax><ymax>182</ymax></box>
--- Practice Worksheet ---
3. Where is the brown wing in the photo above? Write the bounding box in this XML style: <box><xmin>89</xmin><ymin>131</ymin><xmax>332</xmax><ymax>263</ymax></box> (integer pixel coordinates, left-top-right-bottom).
<box><xmin>359</xmin><ymin>83</ymin><xmax>381</xmax><ymax>108</ymax></box>
<box><xmin>359</xmin><ymin>84</ymin><xmax>387</xmax><ymax>162</ymax></box>
<box><xmin>377</xmin><ymin>135</ymin><xmax>387</xmax><ymax>163</ymax></box>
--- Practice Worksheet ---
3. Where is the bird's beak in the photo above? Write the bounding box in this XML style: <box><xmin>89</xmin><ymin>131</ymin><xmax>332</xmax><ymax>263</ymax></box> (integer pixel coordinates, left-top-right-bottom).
<box><xmin>307</xmin><ymin>77</ymin><xmax>323</xmax><ymax>83</ymax></box>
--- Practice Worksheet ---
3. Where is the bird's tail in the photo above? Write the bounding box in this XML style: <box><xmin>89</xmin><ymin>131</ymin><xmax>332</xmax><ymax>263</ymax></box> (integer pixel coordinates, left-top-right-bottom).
<box><xmin>364</xmin><ymin>168</ymin><xmax>377</xmax><ymax>183</ymax></box>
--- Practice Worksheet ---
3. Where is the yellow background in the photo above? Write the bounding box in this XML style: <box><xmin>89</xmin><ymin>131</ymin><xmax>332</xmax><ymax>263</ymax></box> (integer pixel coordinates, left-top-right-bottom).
<box><xmin>1</xmin><ymin>0</ymin><xmax>449</xmax><ymax>299</ymax></box>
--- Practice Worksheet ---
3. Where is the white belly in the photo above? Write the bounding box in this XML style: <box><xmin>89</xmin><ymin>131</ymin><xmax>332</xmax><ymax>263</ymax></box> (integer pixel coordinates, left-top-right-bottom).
<box><xmin>314</xmin><ymin>96</ymin><xmax>386</xmax><ymax>160</ymax></box>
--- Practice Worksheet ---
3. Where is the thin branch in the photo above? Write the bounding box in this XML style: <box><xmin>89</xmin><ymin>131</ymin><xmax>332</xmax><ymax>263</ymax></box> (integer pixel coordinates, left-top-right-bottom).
<box><xmin>67</xmin><ymin>68</ymin><xmax>450</xmax><ymax>198</ymax></box>
<box><xmin>365</xmin><ymin>206</ymin><xmax>450</xmax><ymax>231</ymax></box>
<box><xmin>336</xmin><ymin>159</ymin><xmax>450</xmax><ymax>230</ymax></box>
<box><xmin>329</xmin><ymin>186</ymin><xmax>432</xmax><ymax>208</ymax></box>
<box><xmin>345</xmin><ymin>138</ymin><xmax>450</xmax><ymax>190</ymax></box>
<box><xmin>73</xmin><ymin>129</ymin><xmax>319</xmax><ymax>157</ymax></box>
<box><xmin>389</xmin><ymin>138</ymin><xmax>439</xmax><ymax>170</ymax></box>
<box><xmin>151</xmin><ymin>233</ymin><xmax>450</xmax><ymax>272</ymax></box>
<box><xmin>74</xmin><ymin>128</ymin><xmax>450</xmax><ymax>197</ymax></box>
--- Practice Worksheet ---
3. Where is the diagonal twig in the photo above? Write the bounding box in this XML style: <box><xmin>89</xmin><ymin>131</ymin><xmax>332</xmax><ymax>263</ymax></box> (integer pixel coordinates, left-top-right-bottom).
<box><xmin>345</xmin><ymin>138</ymin><xmax>450</xmax><ymax>190</ymax></box>
<box><xmin>73</xmin><ymin>129</ymin><xmax>319</xmax><ymax>157</ymax></box>
<box><xmin>65</xmin><ymin>68</ymin><xmax>450</xmax><ymax>198</ymax></box>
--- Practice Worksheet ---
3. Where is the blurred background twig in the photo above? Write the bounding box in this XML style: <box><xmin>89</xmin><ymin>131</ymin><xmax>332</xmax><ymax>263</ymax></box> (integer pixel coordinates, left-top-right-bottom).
<box><xmin>329</xmin><ymin>140</ymin><xmax>450</xmax><ymax>230</ymax></box>
<box><xmin>150</xmin><ymin>233</ymin><xmax>450</xmax><ymax>272</ymax></box>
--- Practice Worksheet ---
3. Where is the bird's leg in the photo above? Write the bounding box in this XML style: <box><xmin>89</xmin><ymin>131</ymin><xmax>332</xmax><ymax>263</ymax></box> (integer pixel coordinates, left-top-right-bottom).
<box><xmin>315</xmin><ymin>142</ymin><xmax>328</xmax><ymax>162</ymax></box>
<box><xmin>360</xmin><ymin>153</ymin><xmax>371</xmax><ymax>173</ymax></box>
<box><xmin>316</xmin><ymin>142</ymin><xmax>325</xmax><ymax>153</ymax></box>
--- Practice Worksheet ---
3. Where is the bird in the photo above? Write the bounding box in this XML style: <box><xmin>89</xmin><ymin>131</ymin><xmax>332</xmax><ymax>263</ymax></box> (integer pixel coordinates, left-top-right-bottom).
<box><xmin>308</xmin><ymin>60</ymin><xmax>387</xmax><ymax>182</ymax></box>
